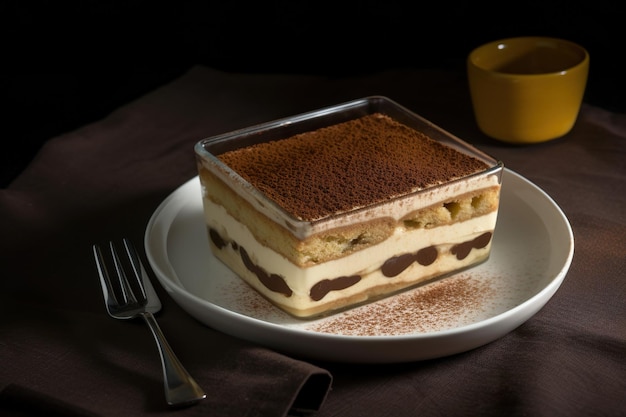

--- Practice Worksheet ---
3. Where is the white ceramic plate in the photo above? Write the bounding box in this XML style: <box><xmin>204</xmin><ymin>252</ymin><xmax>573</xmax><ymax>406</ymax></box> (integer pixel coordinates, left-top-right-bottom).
<box><xmin>144</xmin><ymin>169</ymin><xmax>573</xmax><ymax>363</ymax></box>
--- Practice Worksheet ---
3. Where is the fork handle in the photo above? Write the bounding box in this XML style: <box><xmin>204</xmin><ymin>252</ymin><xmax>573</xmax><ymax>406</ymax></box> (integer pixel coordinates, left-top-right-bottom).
<box><xmin>140</xmin><ymin>312</ymin><xmax>207</xmax><ymax>407</ymax></box>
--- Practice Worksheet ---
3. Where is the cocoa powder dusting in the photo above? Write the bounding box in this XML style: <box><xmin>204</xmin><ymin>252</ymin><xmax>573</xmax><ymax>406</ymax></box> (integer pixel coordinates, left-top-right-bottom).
<box><xmin>217</xmin><ymin>113</ymin><xmax>488</xmax><ymax>221</ymax></box>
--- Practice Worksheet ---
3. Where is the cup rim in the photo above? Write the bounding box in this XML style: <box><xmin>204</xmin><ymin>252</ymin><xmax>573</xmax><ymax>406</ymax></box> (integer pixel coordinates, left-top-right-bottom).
<box><xmin>468</xmin><ymin>36</ymin><xmax>589</xmax><ymax>77</ymax></box>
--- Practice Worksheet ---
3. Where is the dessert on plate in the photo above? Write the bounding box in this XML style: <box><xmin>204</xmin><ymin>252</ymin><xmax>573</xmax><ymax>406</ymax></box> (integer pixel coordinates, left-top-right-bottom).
<box><xmin>195</xmin><ymin>96</ymin><xmax>503</xmax><ymax>318</ymax></box>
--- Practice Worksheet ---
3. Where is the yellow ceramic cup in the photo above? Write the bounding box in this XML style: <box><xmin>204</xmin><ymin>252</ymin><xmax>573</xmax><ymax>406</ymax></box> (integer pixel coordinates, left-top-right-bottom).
<box><xmin>467</xmin><ymin>36</ymin><xmax>589</xmax><ymax>144</ymax></box>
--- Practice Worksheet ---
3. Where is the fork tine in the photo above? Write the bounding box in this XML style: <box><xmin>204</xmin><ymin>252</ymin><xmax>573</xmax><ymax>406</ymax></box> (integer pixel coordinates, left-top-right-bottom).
<box><xmin>122</xmin><ymin>238</ymin><xmax>148</xmax><ymax>303</ymax></box>
<box><xmin>93</xmin><ymin>244</ymin><xmax>117</xmax><ymax>306</ymax></box>
<box><xmin>109</xmin><ymin>241</ymin><xmax>140</xmax><ymax>305</ymax></box>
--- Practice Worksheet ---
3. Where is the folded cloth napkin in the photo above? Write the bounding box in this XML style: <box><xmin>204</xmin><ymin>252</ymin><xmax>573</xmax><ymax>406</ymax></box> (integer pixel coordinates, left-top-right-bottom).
<box><xmin>1</xmin><ymin>349</ymin><xmax>331</xmax><ymax>417</ymax></box>
<box><xmin>1</xmin><ymin>295</ymin><xmax>331</xmax><ymax>417</ymax></box>
<box><xmin>0</xmin><ymin>66</ymin><xmax>334</xmax><ymax>417</ymax></box>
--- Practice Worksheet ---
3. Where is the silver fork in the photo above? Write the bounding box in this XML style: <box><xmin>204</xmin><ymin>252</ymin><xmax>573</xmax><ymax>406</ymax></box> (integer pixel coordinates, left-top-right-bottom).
<box><xmin>93</xmin><ymin>238</ymin><xmax>206</xmax><ymax>407</ymax></box>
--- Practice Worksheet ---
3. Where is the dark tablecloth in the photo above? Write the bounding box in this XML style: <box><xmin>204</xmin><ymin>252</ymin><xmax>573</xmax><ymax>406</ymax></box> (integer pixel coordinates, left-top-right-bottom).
<box><xmin>1</xmin><ymin>66</ymin><xmax>625</xmax><ymax>417</ymax></box>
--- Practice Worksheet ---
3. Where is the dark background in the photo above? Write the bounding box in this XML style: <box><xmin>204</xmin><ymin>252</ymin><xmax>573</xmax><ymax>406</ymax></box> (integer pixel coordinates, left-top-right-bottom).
<box><xmin>2</xmin><ymin>1</ymin><xmax>624</xmax><ymax>187</ymax></box>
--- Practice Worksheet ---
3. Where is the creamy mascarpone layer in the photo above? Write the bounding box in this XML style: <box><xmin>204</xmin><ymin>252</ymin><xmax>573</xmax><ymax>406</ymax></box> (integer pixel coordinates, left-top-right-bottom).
<box><xmin>204</xmin><ymin>197</ymin><xmax>498</xmax><ymax>316</ymax></box>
